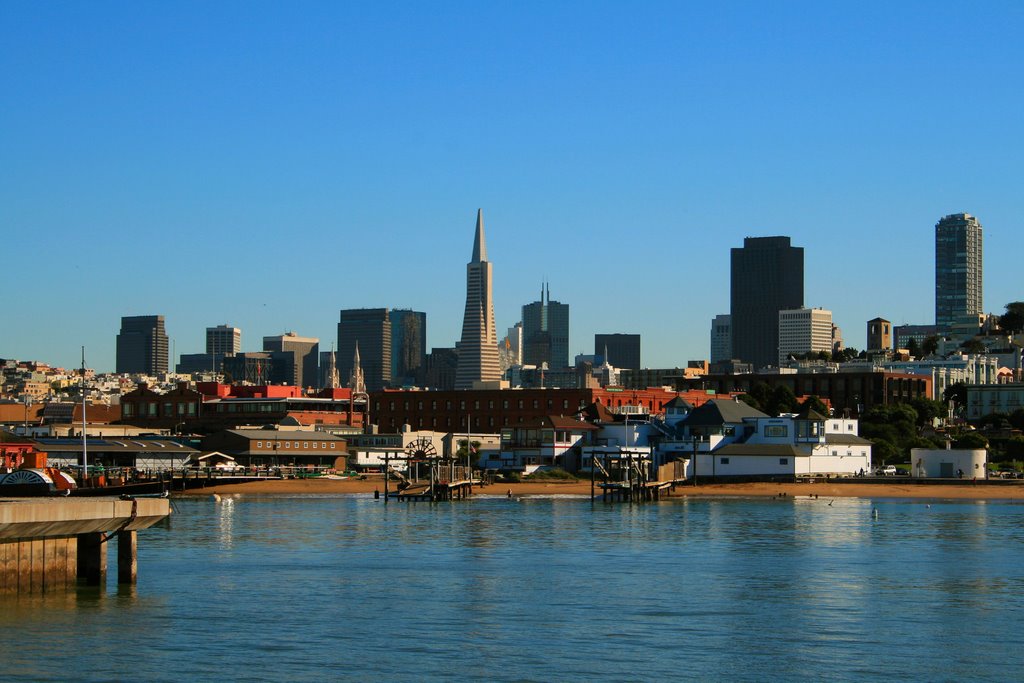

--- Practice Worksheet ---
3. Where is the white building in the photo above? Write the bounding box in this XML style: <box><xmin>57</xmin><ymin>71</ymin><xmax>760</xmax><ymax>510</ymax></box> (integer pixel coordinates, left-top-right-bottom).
<box><xmin>778</xmin><ymin>308</ymin><xmax>833</xmax><ymax>365</ymax></box>
<box><xmin>882</xmin><ymin>354</ymin><xmax>1000</xmax><ymax>401</ymax></box>
<box><xmin>965</xmin><ymin>383</ymin><xmax>1024</xmax><ymax>421</ymax></box>
<box><xmin>910</xmin><ymin>448</ymin><xmax>987</xmax><ymax>479</ymax></box>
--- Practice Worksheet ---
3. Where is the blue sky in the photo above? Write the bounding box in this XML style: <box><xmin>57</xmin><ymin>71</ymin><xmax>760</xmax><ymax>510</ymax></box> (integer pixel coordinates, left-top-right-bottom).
<box><xmin>3</xmin><ymin>1</ymin><xmax>1022</xmax><ymax>373</ymax></box>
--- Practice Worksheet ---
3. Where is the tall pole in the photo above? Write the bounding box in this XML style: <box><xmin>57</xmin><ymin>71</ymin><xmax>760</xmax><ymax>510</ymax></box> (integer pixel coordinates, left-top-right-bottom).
<box><xmin>81</xmin><ymin>347</ymin><xmax>88</xmax><ymax>484</ymax></box>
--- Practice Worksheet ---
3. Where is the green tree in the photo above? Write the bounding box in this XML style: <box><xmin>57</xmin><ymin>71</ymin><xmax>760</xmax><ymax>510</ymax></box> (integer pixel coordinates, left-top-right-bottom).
<box><xmin>1003</xmin><ymin>436</ymin><xmax>1024</xmax><ymax>459</ymax></box>
<box><xmin>961</xmin><ymin>338</ymin><xmax>986</xmax><ymax>354</ymax></box>
<box><xmin>738</xmin><ymin>393</ymin><xmax>762</xmax><ymax>411</ymax></box>
<box><xmin>455</xmin><ymin>439</ymin><xmax>482</xmax><ymax>461</ymax></box>
<box><xmin>922</xmin><ymin>336</ymin><xmax>941</xmax><ymax>356</ymax></box>
<box><xmin>906</xmin><ymin>338</ymin><xmax>922</xmax><ymax>358</ymax></box>
<box><xmin>800</xmin><ymin>395</ymin><xmax>830</xmax><ymax>416</ymax></box>
<box><xmin>953</xmin><ymin>432</ymin><xmax>988</xmax><ymax>449</ymax></box>
<box><xmin>909</xmin><ymin>397</ymin><xmax>944</xmax><ymax>427</ymax></box>
<box><xmin>944</xmin><ymin>383</ymin><xmax>967</xmax><ymax>407</ymax></box>
<box><xmin>1008</xmin><ymin>408</ymin><xmax>1024</xmax><ymax>431</ymax></box>
<box><xmin>998</xmin><ymin>301</ymin><xmax>1024</xmax><ymax>334</ymax></box>
<box><xmin>767</xmin><ymin>384</ymin><xmax>798</xmax><ymax>416</ymax></box>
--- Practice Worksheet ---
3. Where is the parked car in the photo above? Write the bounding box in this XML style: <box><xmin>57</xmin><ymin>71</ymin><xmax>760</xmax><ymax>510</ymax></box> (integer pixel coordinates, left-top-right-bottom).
<box><xmin>883</xmin><ymin>465</ymin><xmax>898</xmax><ymax>476</ymax></box>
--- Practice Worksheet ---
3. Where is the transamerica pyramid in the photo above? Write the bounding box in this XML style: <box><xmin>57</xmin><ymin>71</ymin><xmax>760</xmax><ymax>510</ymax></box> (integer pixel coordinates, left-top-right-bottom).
<box><xmin>455</xmin><ymin>209</ymin><xmax>502</xmax><ymax>389</ymax></box>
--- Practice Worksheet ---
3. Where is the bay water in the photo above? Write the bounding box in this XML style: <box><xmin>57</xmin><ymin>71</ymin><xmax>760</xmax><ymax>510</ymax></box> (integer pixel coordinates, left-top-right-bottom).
<box><xmin>3</xmin><ymin>494</ymin><xmax>1023</xmax><ymax>682</ymax></box>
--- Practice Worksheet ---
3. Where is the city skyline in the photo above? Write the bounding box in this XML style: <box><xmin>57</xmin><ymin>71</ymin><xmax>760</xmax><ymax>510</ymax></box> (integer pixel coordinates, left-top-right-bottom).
<box><xmin>3</xmin><ymin>3</ymin><xmax>1022</xmax><ymax>372</ymax></box>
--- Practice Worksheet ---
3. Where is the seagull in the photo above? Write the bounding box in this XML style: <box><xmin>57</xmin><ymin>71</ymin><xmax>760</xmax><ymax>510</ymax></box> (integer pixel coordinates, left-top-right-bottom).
<box><xmin>827</xmin><ymin>500</ymin><xmax>834</xmax><ymax>506</ymax></box>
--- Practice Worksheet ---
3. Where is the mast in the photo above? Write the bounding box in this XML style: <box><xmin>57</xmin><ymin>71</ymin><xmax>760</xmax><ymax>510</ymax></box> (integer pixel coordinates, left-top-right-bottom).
<box><xmin>81</xmin><ymin>346</ymin><xmax>88</xmax><ymax>482</ymax></box>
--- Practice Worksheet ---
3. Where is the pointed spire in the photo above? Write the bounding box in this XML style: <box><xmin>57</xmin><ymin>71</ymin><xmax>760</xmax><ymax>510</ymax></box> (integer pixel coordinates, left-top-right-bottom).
<box><xmin>471</xmin><ymin>208</ymin><xmax>487</xmax><ymax>262</ymax></box>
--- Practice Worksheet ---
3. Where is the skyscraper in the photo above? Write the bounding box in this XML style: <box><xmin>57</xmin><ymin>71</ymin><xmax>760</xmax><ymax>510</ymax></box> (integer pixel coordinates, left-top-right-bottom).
<box><xmin>935</xmin><ymin>213</ymin><xmax>983</xmax><ymax>332</ymax></box>
<box><xmin>263</xmin><ymin>332</ymin><xmax>319</xmax><ymax>388</ymax></box>
<box><xmin>337</xmin><ymin>308</ymin><xmax>391</xmax><ymax>392</ymax></box>
<box><xmin>455</xmin><ymin>209</ymin><xmax>502</xmax><ymax>389</ymax></box>
<box><xmin>594</xmin><ymin>333</ymin><xmax>641</xmax><ymax>370</ymax></box>
<box><xmin>709</xmin><ymin>314</ymin><xmax>732</xmax><ymax>364</ymax></box>
<box><xmin>522</xmin><ymin>283</ymin><xmax>570</xmax><ymax>369</ymax></box>
<box><xmin>206</xmin><ymin>325</ymin><xmax>241</xmax><ymax>356</ymax></box>
<box><xmin>389</xmin><ymin>309</ymin><xmax>426</xmax><ymax>387</ymax></box>
<box><xmin>730</xmin><ymin>236</ymin><xmax>804</xmax><ymax>369</ymax></box>
<box><xmin>116</xmin><ymin>315</ymin><xmax>169</xmax><ymax>375</ymax></box>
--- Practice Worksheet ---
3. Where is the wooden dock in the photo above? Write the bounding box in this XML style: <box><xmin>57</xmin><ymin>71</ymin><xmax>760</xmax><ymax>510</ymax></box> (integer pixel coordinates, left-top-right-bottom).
<box><xmin>391</xmin><ymin>479</ymin><xmax>477</xmax><ymax>502</ymax></box>
<box><xmin>0</xmin><ymin>497</ymin><xmax>170</xmax><ymax>592</ymax></box>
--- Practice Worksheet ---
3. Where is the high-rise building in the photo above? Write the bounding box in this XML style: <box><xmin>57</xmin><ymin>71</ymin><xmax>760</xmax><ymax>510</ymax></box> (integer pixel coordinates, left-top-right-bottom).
<box><xmin>206</xmin><ymin>325</ymin><xmax>241</xmax><ymax>356</ymax></box>
<box><xmin>499</xmin><ymin>322</ymin><xmax>523</xmax><ymax>371</ymax></box>
<box><xmin>116</xmin><ymin>315</ymin><xmax>169</xmax><ymax>375</ymax></box>
<box><xmin>867</xmin><ymin>318</ymin><xmax>892</xmax><ymax>352</ymax></box>
<box><xmin>594</xmin><ymin>333</ymin><xmax>641</xmax><ymax>370</ymax></box>
<box><xmin>389</xmin><ymin>309</ymin><xmax>426</xmax><ymax>387</ymax></box>
<box><xmin>935</xmin><ymin>213</ymin><xmax>983</xmax><ymax>332</ymax></box>
<box><xmin>455</xmin><ymin>209</ymin><xmax>502</xmax><ymax>389</ymax></box>
<box><xmin>709</xmin><ymin>314</ymin><xmax>732</xmax><ymax>364</ymax></box>
<box><xmin>337</xmin><ymin>308</ymin><xmax>391</xmax><ymax>392</ymax></box>
<box><xmin>522</xmin><ymin>283</ymin><xmax>570</xmax><ymax>369</ymax></box>
<box><xmin>263</xmin><ymin>332</ymin><xmax>319</xmax><ymax>388</ymax></box>
<box><xmin>731</xmin><ymin>236</ymin><xmax>804</xmax><ymax>369</ymax></box>
<box><xmin>778</xmin><ymin>308</ymin><xmax>833</xmax><ymax>364</ymax></box>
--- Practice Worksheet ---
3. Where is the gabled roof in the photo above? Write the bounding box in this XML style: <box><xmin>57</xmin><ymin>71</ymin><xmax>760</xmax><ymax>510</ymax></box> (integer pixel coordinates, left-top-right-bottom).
<box><xmin>796</xmin><ymin>402</ymin><xmax>828</xmax><ymax>421</ymax></box>
<box><xmin>664</xmin><ymin>396</ymin><xmax>693</xmax><ymax>411</ymax></box>
<box><xmin>682</xmin><ymin>399</ymin><xmax>768</xmax><ymax>427</ymax></box>
<box><xmin>579</xmin><ymin>401</ymin><xmax>616</xmax><ymax>423</ymax></box>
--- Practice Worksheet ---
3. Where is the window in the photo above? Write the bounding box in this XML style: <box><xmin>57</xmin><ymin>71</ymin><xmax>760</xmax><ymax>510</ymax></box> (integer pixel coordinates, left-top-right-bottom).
<box><xmin>460</xmin><ymin>401</ymin><xmax>466</xmax><ymax>410</ymax></box>
<box><xmin>720</xmin><ymin>457</ymin><xmax>730</xmax><ymax>465</ymax></box>
<box><xmin>330</xmin><ymin>442</ymin><xmax>335</xmax><ymax>449</ymax></box>
<box><xmin>312</xmin><ymin>442</ymin><xmax>318</xmax><ymax>449</ymax></box>
<box><xmin>474</xmin><ymin>401</ymin><xmax>480</xmax><ymax>410</ymax></box>
<box><xmin>779</xmin><ymin>458</ymin><xmax>789</xmax><ymax>465</ymax></box>
<box><xmin>518</xmin><ymin>400</ymin><xmax>523</xmax><ymax>409</ymax></box>
<box><xmin>503</xmin><ymin>400</ymin><xmax>509</xmax><ymax>409</ymax></box>
<box><xmin>284</xmin><ymin>442</ymin><xmax>290</xmax><ymax>449</ymax></box>
<box><xmin>123</xmin><ymin>404</ymin><xmax>134</xmax><ymax>417</ymax></box>
<box><xmin>765</xmin><ymin>425</ymin><xmax>788</xmax><ymax>438</ymax></box>
<box><xmin>563</xmin><ymin>400</ymin><xmax>569</xmax><ymax>409</ymax></box>
<box><xmin>256</xmin><ymin>441</ymin><xmax>263</xmax><ymax>448</ymax></box>
<box><xmin>293</xmin><ymin>442</ymin><xmax>299</xmax><ymax>448</ymax></box>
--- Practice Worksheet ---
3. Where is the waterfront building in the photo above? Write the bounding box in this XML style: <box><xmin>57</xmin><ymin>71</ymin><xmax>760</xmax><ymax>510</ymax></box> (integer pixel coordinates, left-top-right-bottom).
<box><xmin>200</xmin><ymin>428</ymin><xmax>348</xmax><ymax>468</ymax></box>
<box><xmin>389</xmin><ymin>309</ymin><xmax>426</xmax><ymax>387</ymax></box>
<box><xmin>116</xmin><ymin>315</ymin><xmax>169</xmax><ymax>375</ymax></box>
<box><xmin>710</xmin><ymin>315</ymin><xmax>732</xmax><ymax>364</ymax></box>
<box><xmin>263</xmin><ymin>332</ymin><xmax>319</xmax><ymax>389</ymax></box>
<box><xmin>455</xmin><ymin>209</ymin><xmax>502</xmax><ymax>389</ymax></box>
<box><xmin>337</xmin><ymin>308</ymin><xmax>391</xmax><ymax>392</ymax></box>
<box><xmin>522</xmin><ymin>284</ymin><xmax>570</xmax><ymax>370</ymax></box>
<box><xmin>867</xmin><ymin>318</ymin><xmax>892</xmax><ymax>352</ymax></box>
<box><xmin>594</xmin><ymin>333</ymin><xmax>640</xmax><ymax>370</ymax></box>
<box><xmin>206</xmin><ymin>325</ymin><xmax>241</xmax><ymax>356</ymax></box>
<box><xmin>879</xmin><ymin>355</ymin><xmax>999</xmax><ymax>401</ymax></box>
<box><xmin>731</xmin><ymin>237</ymin><xmax>804</xmax><ymax>369</ymax></box>
<box><xmin>936</xmin><ymin>212</ymin><xmax>983</xmax><ymax>332</ymax></box>
<box><xmin>778</xmin><ymin>308</ymin><xmax>833</xmax><ymax>364</ymax></box>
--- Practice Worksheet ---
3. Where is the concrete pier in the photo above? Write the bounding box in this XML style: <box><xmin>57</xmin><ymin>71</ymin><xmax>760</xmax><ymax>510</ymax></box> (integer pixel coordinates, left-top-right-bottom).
<box><xmin>0</xmin><ymin>498</ymin><xmax>169</xmax><ymax>593</ymax></box>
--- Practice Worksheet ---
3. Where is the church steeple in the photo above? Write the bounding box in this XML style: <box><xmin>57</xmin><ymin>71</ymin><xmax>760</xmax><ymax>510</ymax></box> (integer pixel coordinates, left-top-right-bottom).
<box><xmin>349</xmin><ymin>341</ymin><xmax>366</xmax><ymax>395</ymax></box>
<box><xmin>471</xmin><ymin>208</ymin><xmax>487</xmax><ymax>263</ymax></box>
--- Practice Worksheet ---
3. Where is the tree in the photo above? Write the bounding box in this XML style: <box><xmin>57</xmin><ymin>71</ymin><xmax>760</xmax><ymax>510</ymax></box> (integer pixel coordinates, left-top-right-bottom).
<box><xmin>953</xmin><ymin>432</ymin><xmax>988</xmax><ymax>450</ymax></box>
<box><xmin>766</xmin><ymin>384</ymin><xmax>798</xmax><ymax>416</ymax></box>
<box><xmin>998</xmin><ymin>302</ymin><xmax>1024</xmax><ymax>334</ymax></box>
<box><xmin>961</xmin><ymin>338</ymin><xmax>986</xmax><ymax>354</ymax></box>
<box><xmin>738</xmin><ymin>393</ymin><xmax>762</xmax><ymax>411</ymax></box>
<box><xmin>922</xmin><ymin>336</ymin><xmax>941</xmax><ymax>356</ymax></box>
<box><xmin>944</xmin><ymin>383</ymin><xmax>967</xmax><ymax>407</ymax></box>
<box><xmin>1008</xmin><ymin>408</ymin><xmax>1024</xmax><ymax>431</ymax></box>
<box><xmin>800</xmin><ymin>395</ymin><xmax>829</xmax><ymax>417</ymax></box>
<box><xmin>909</xmin><ymin>397</ymin><xmax>943</xmax><ymax>427</ymax></box>
<box><xmin>906</xmin><ymin>338</ymin><xmax>922</xmax><ymax>358</ymax></box>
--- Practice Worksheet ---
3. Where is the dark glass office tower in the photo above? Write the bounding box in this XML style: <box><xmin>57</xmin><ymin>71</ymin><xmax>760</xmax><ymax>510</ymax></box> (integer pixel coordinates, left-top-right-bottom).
<box><xmin>337</xmin><ymin>308</ymin><xmax>391</xmax><ymax>392</ymax></box>
<box><xmin>389</xmin><ymin>309</ymin><xmax>426</xmax><ymax>387</ymax></box>
<box><xmin>522</xmin><ymin>283</ymin><xmax>569</xmax><ymax>369</ymax></box>
<box><xmin>116</xmin><ymin>315</ymin><xmax>169</xmax><ymax>375</ymax></box>
<box><xmin>730</xmin><ymin>237</ymin><xmax>804</xmax><ymax>369</ymax></box>
<box><xmin>935</xmin><ymin>213</ymin><xmax>983</xmax><ymax>332</ymax></box>
<box><xmin>594</xmin><ymin>333</ymin><xmax>641</xmax><ymax>370</ymax></box>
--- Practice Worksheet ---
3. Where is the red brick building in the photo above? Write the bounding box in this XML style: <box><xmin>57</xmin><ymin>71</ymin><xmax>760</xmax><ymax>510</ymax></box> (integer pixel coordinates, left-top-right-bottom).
<box><xmin>369</xmin><ymin>387</ymin><xmax>729</xmax><ymax>433</ymax></box>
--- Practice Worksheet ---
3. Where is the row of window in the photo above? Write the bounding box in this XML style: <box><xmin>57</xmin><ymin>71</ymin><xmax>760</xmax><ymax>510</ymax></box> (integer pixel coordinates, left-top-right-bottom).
<box><xmin>254</xmin><ymin>441</ymin><xmax>337</xmax><ymax>450</ymax></box>
<box><xmin>379</xmin><ymin>398</ymin><xmax>582</xmax><ymax>412</ymax></box>
<box><xmin>123</xmin><ymin>402</ymin><xmax>198</xmax><ymax>417</ymax></box>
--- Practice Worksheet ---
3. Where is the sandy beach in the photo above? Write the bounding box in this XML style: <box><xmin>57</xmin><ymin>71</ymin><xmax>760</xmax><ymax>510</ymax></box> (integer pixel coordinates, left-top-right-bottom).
<box><xmin>175</xmin><ymin>477</ymin><xmax>1024</xmax><ymax>500</ymax></box>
